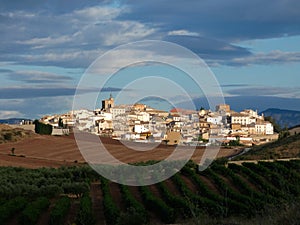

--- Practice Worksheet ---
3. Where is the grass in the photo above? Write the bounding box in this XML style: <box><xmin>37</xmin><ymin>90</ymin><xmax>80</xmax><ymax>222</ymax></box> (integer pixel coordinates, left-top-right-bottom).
<box><xmin>235</xmin><ymin>133</ymin><xmax>300</xmax><ymax>160</ymax></box>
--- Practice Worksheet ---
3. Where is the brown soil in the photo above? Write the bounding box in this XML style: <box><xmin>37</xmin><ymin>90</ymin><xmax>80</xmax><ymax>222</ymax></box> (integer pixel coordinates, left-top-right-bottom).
<box><xmin>90</xmin><ymin>182</ymin><xmax>106</xmax><ymax>225</ymax></box>
<box><xmin>0</xmin><ymin>124</ymin><xmax>13</xmax><ymax>130</ymax></box>
<box><xmin>197</xmin><ymin>174</ymin><xmax>221</xmax><ymax>195</ymax></box>
<box><xmin>0</xmin><ymin>133</ymin><xmax>241</xmax><ymax>168</ymax></box>
<box><xmin>162</xmin><ymin>178</ymin><xmax>181</xmax><ymax>196</ymax></box>
<box><xmin>109</xmin><ymin>182</ymin><xmax>125</xmax><ymax>211</ymax></box>
<box><xmin>64</xmin><ymin>199</ymin><xmax>79</xmax><ymax>224</ymax></box>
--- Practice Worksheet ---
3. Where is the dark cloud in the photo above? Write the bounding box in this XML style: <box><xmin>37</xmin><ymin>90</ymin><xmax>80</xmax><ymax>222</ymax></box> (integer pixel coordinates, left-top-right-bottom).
<box><xmin>121</xmin><ymin>0</ymin><xmax>300</xmax><ymax>41</ymax></box>
<box><xmin>227</xmin><ymin>87</ymin><xmax>300</xmax><ymax>96</ymax></box>
<box><xmin>0</xmin><ymin>0</ymin><xmax>299</xmax><ymax>69</ymax></box>
<box><xmin>1</xmin><ymin>0</ymin><xmax>299</xmax><ymax>69</ymax></box>
<box><xmin>0</xmin><ymin>86</ymin><xmax>124</xmax><ymax>99</ymax></box>
<box><xmin>0</xmin><ymin>69</ymin><xmax>13</xmax><ymax>73</ymax></box>
<box><xmin>0</xmin><ymin>97</ymin><xmax>72</xmax><ymax>119</ymax></box>
<box><xmin>0</xmin><ymin>0</ymin><xmax>110</xmax><ymax>14</ymax></box>
<box><xmin>164</xmin><ymin>35</ymin><xmax>252</xmax><ymax>60</ymax></box>
<box><xmin>7</xmin><ymin>71</ymin><xmax>73</xmax><ymax>83</ymax></box>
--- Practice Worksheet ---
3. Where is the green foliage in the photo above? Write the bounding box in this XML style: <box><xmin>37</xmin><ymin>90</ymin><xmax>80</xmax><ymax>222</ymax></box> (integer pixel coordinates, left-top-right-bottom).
<box><xmin>119</xmin><ymin>184</ymin><xmax>148</xmax><ymax>224</ymax></box>
<box><xmin>278</xmin><ymin>128</ymin><xmax>290</xmax><ymax>139</ymax></box>
<box><xmin>227</xmin><ymin>139</ymin><xmax>243</xmax><ymax>146</ymax></box>
<box><xmin>172</xmin><ymin>173</ymin><xmax>226</xmax><ymax>217</ymax></box>
<box><xmin>49</xmin><ymin>196</ymin><xmax>71</xmax><ymax>225</ymax></box>
<box><xmin>3</xmin><ymin>132</ymin><xmax>12</xmax><ymax>141</ymax></box>
<box><xmin>62</xmin><ymin>182</ymin><xmax>89</xmax><ymax>198</ymax></box>
<box><xmin>156</xmin><ymin>181</ymin><xmax>192</xmax><ymax>218</ymax></box>
<box><xmin>34</xmin><ymin>120</ymin><xmax>53</xmax><ymax>135</ymax></box>
<box><xmin>118</xmin><ymin>207</ymin><xmax>147</xmax><ymax>225</ymax></box>
<box><xmin>0</xmin><ymin>160</ymin><xmax>299</xmax><ymax>224</ymax></box>
<box><xmin>265</xmin><ymin>116</ymin><xmax>282</xmax><ymax>133</ymax></box>
<box><xmin>101</xmin><ymin>178</ymin><xmax>120</xmax><ymax>225</ymax></box>
<box><xmin>0</xmin><ymin>166</ymin><xmax>93</xmax><ymax>199</ymax></box>
<box><xmin>0</xmin><ymin>196</ymin><xmax>27</xmax><ymax>225</ymax></box>
<box><xmin>76</xmin><ymin>193</ymin><xmax>95</xmax><ymax>225</ymax></box>
<box><xmin>236</xmin><ymin>133</ymin><xmax>300</xmax><ymax>160</ymax></box>
<box><xmin>139</xmin><ymin>185</ymin><xmax>175</xmax><ymax>224</ymax></box>
<box><xmin>58</xmin><ymin>117</ymin><xmax>64</xmax><ymax>128</ymax></box>
<box><xmin>19</xmin><ymin>197</ymin><xmax>50</xmax><ymax>225</ymax></box>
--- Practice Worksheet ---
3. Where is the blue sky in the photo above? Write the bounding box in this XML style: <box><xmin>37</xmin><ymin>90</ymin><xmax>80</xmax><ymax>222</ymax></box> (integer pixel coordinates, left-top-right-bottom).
<box><xmin>0</xmin><ymin>0</ymin><xmax>300</xmax><ymax>119</ymax></box>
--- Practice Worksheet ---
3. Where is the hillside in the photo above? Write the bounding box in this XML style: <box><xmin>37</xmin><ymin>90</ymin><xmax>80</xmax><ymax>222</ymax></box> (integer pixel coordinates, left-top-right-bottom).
<box><xmin>0</xmin><ymin>124</ymin><xmax>35</xmax><ymax>144</ymax></box>
<box><xmin>0</xmin><ymin>133</ymin><xmax>241</xmax><ymax>168</ymax></box>
<box><xmin>235</xmin><ymin>133</ymin><xmax>300</xmax><ymax>160</ymax></box>
<box><xmin>0</xmin><ymin>160</ymin><xmax>299</xmax><ymax>225</ymax></box>
<box><xmin>261</xmin><ymin>108</ymin><xmax>300</xmax><ymax>128</ymax></box>
<box><xmin>289</xmin><ymin>124</ymin><xmax>300</xmax><ymax>135</ymax></box>
<box><xmin>0</xmin><ymin>118</ymin><xmax>32</xmax><ymax>124</ymax></box>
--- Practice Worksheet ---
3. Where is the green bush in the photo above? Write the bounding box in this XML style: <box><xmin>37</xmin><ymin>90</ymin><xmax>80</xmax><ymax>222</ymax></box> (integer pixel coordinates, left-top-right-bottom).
<box><xmin>0</xmin><ymin>196</ymin><xmax>27</xmax><ymax>225</ymax></box>
<box><xmin>101</xmin><ymin>178</ymin><xmax>120</xmax><ymax>225</ymax></box>
<box><xmin>49</xmin><ymin>196</ymin><xmax>71</xmax><ymax>225</ymax></box>
<box><xmin>19</xmin><ymin>197</ymin><xmax>50</xmax><ymax>225</ymax></box>
<box><xmin>34</xmin><ymin>120</ymin><xmax>53</xmax><ymax>135</ymax></box>
<box><xmin>76</xmin><ymin>194</ymin><xmax>95</xmax><ymax>225</ymax></box>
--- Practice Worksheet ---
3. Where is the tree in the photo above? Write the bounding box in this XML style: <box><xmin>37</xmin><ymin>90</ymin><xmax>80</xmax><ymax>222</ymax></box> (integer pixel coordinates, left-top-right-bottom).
<box><xmin>264</xmin><ymin>116</ymin><xmax>281</xmax><ymax>133</ymax></box>
<box><xmin>58</xmin><ymin>118</ymin><xmax>64</xmax><ymax>128</ymax></box>
<box><xmin>11</xmin><ymin>147</ymin><xmax>15</xmax><ymax>156</ymax></box>
<box><xmin>34</xmin><ymin>120</ymin><xmax>53</xmax><ymax>135</ymax></box>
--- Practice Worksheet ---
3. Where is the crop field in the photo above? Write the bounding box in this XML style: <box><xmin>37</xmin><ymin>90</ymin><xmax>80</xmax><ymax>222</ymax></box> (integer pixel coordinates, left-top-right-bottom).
<box><xmin>0</xmin><ymin>159</ymin><xmax>299</xmax><ymax>225</ymax></box>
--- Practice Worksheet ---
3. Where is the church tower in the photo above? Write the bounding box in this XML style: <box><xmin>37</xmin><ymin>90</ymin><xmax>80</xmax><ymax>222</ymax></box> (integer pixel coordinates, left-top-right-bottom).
<box><xmin>102</xmin><ymin>94</ymin><xmax>114</xmax><ymax>110</ymax></box>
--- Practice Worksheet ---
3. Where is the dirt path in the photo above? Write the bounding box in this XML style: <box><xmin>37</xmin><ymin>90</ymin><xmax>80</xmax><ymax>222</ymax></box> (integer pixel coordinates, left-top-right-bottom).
<box><xmin>90</xmin><ymin>182</ymin><xmax>106</xmax><ymax>225</ymax></box>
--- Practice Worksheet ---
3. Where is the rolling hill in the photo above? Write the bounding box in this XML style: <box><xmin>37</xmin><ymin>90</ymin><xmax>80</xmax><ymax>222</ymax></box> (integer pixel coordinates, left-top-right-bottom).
<box><xmin>261</xmin><ymin>108</ymin><xmax>300</xmax><ymax>128</ymax></box>
<box><xmin>235</xmin><ymin>133</ymin><xmax>300</xmax><ymax>160</ymax></box>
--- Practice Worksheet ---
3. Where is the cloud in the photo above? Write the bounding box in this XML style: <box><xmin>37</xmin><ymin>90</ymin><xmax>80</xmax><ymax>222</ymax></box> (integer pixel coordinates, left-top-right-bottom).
<box><xmin>121</xmin><ymin>0</ymin><xmax>300</xmax><ymax>41</ymax></box>
<box><xmin>0</xmin><ymin>0</ymin><xmax>300</xmax><ymax>72</ymax></box>
<box><xmin>0</xmin><ymin>110</ymin><xmax>24</xmax><ymax>119</ymax></box>
<box><xmin>226</xmin><ymin>86</ymin><xmax>300</xmax><ymax>98</ymax></box>
<box><xmin>168</xmin><ymin>29</ymin><xmax>200</xmax><ymax>37</ymax></box>
<box><xmin>0</xmin><ymin>3</ymin><xmax>157</xmax><ymax>68</ymax></box>
<box><xmin>229</xmin><ymin>50</ymin><xmax>300</xmax><ymax>66</ymax></box>
<box><xmin>0</xmin><ymin>69</ymin><xmax>13</xmax><ymax>73</ymax></box>
<box><xmin>164</xmin><ymin>35</ymin><xmax>252</xmax><ymax>61</ymax></box>
<box><xmin>220</xmin><ymin>84</ymin><xmax>249</xmax><ymax>88</ymax></box>
<box><xmin>0</xmin><ymin>97</ymin><xmax>72</xmax><ymax>119</ymax></box>
<box><xmin>7</xmin><ymin>70</ymin><xmax>73</xmax><ymax>83</ymax></box>
<box><xmin>0</xmin><ymin>86</ymin><xmax>124</xmax><ymax>99</ymax></box>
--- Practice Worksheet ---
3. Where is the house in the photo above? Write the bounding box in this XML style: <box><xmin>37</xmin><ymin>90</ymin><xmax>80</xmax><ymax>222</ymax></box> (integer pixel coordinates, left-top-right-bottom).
<box><xmin>109</xmin><ymin>107</ymin><xmax>126</xmax><ymax>119</ymax></box>
<box><xmin>165</xmin><ymin>131</ymin><xmax>181</xmax><ymax>145</ymax></box>
<box><xmin>231</xmin><ymin>113</ymin><xmax>251</xmax><ymax>125</ymax></box>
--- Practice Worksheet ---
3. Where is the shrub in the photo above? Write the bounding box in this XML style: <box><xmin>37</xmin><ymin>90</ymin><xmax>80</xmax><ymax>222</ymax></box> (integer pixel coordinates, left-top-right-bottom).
<box><xmin>49</xmin><ymin>196</ymin><xmax>71</xmax><ymax>225</ymax></box>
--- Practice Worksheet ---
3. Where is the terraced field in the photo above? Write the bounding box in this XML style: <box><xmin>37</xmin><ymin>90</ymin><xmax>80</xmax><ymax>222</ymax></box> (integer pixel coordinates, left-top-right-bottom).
<box><xmin>0</xmin><ymin>159</ymin><xmax>299</xmax><ymax>225</ymax></box>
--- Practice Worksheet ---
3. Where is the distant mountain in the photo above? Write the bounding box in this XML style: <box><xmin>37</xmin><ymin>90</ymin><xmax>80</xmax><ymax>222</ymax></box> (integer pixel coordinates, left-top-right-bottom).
<box><xmin>0</xmin><ymin>118</ymin><xmax>32</xmax><ymax>125</ymax></box>
<box><xmin>177</xmin><ymin>95</ymin><xmax>300</xmax><ymax>113</ymax></box>
<box><xmin>261</xmin><ymin>108</ymin><xmax>300</xmax><ymax>128</ymax></box>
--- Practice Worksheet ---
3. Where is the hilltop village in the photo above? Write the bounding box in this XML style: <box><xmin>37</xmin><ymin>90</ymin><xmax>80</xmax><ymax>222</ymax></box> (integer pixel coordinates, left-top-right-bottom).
<box><xmin>41</xmin><ymin>95</ymin><xmax>278</xmax><ymax>146</ymax></box>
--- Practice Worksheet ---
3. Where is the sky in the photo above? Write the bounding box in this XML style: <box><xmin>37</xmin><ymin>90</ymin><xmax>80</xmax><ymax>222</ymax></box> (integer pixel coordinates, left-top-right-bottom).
<box><xmin>0</xmin><ymin>0</ymin><xmax>300</xmax><ymax>119</ymax></box>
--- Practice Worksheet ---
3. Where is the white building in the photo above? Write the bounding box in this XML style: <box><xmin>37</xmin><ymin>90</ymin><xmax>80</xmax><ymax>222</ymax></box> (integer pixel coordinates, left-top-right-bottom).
<box><xmin>231</xmin><ymin>113</ymin><xmax>251</xmax><ymax>125</ymax></box>
<box><xmin>207</xmin><ymin>116</ymin><xmax>222</xmax><ymax>125</ymax></box>
<box><xmin>134</xmin><ymin>124</ymin><xmax>150</xmax><ymax>133</ymax></box>
<box><xmin>255</xmin><ymin>122</ymin><xmax>274</xmax><ymax>135</ymax></box>
<box><xmin>136</xmin><ymin>111</ymin><xmax>150</xmax><ymax>122</ymax></box>
<box><xmin>109</xmin><ymin>107</ymin><xmax>126</xmax><ymax>119</ymax></box>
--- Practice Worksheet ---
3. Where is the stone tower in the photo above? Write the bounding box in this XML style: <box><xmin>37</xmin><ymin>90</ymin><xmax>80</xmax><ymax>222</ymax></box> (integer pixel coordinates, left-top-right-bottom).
<box><xmin>102</xmin><ymin>94</ymin><xmax>114</xmax><ymax>110</ymax></box>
